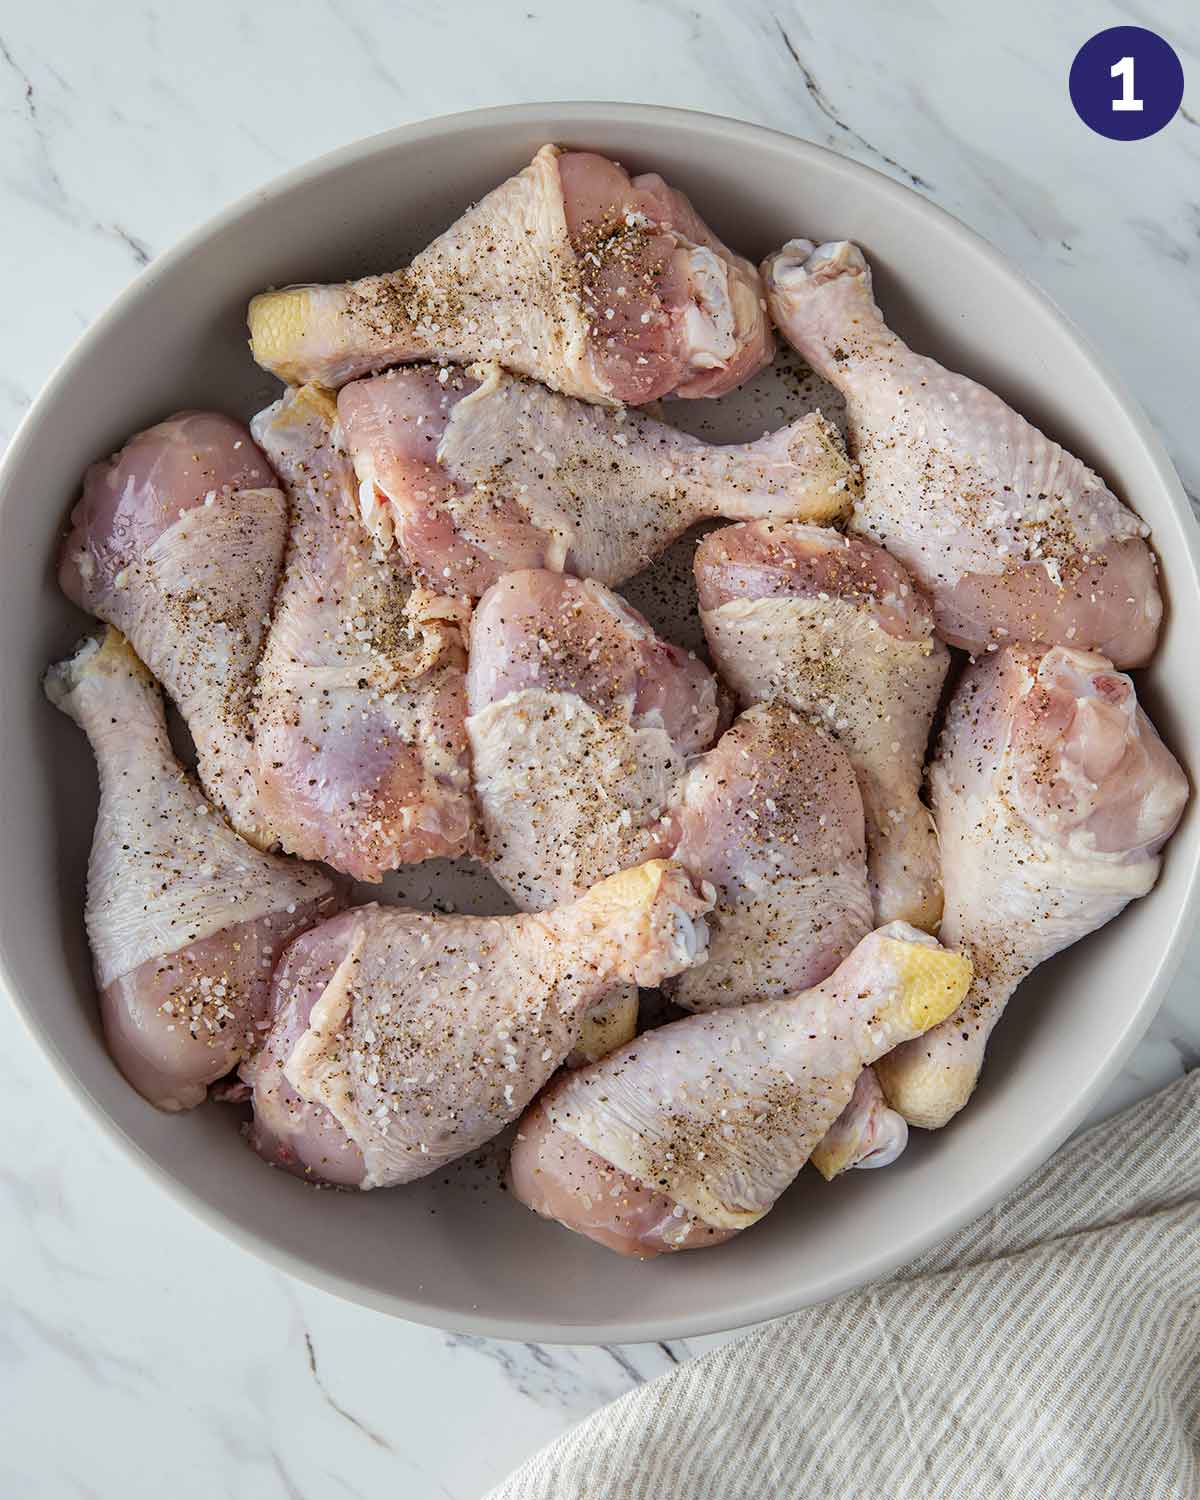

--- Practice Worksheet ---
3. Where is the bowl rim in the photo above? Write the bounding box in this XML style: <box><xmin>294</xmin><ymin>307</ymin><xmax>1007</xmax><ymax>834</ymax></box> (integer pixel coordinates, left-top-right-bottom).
<box><xmin>3</xmin><ymin>100</ymin><xmax>1198</xmax><ymax>1344</ymax></box>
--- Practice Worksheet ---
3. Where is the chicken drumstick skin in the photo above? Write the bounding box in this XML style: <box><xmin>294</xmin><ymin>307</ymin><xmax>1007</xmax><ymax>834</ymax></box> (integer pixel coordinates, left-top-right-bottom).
<box><xmin>251</xmin><ymin>384</ymin><xmax>477</xmax><ymax>880</ymax></box>
<box><xmin>664</xmin><ymin>701</ymin><xmax>872</xmax><ymax>1011</ymax></box>
<box><xmin>58</xmin><ymin>411</ymin><xmax>285</xmax><ymax>845</ymax></box>
<box><xmin>249</xmin><ymin>146</ymin><xmax>772</xmax><ymax>405</ymax></box>
<box><xmin>811</xmin><ymin>1067</ymin><xmax>910</xmax><ymax>1180</ymax></box>
<box><xmin>762</xmin><ymin>239</ymin><xmax>1161</xmax><ymax>667</ymax></box>
<box><xmin>466</xmin><ymin>569</ymin><xmax>719</xmax><ymax>907</ymax></box>
<box><xmin>46</xmin><ymin>629</ymin><xmax>341</xmax><ymax>1111</ymax></box>
<box><xmin>876</xmin><ymin>646</ymin><xmax>1188</xmax><ymax>1128</ymax></box>
<box><xmin>510</xmin><ymin>923</ymin><xmax>971</xmax><ymax>1256</ymax></box>
<box><xmin>245</xmin><ymin>860</ymin><xmax>711</xmax><ymax>1188</ymax></box>
<box><xmin>337</xmin><ymin>362</ymin><xmax>855</xmax><ymax>595</ymax></box>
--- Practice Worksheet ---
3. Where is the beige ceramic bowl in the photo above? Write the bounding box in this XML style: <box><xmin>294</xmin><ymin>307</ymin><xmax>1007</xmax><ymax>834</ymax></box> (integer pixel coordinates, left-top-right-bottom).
<box><xmin>1</xmin><ymin>104</ymin><xmax>1197</xmax><ymax>1342</ymax></box>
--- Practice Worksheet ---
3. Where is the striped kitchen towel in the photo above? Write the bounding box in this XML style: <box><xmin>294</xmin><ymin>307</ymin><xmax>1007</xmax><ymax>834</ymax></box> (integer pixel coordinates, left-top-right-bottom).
<box><xmin>489</xmin><ymin>1070</ymin><xmax>1200</xmax><ymax>1499</ymax></box>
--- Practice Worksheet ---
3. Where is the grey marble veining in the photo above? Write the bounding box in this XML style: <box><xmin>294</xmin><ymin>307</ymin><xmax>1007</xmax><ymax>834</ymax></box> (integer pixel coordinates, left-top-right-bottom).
<box><xmin>1</xmin><ymin>2</ymin><xmax>1196</xmax><ymax>1496</ymax></box>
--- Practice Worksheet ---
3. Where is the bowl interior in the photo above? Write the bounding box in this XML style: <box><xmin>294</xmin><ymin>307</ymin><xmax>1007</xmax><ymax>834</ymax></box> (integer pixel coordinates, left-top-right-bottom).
<box><xmin>1</xmin><ymin>104</ymin><xmax>1196</xmax><ymax>1342</ymax></box>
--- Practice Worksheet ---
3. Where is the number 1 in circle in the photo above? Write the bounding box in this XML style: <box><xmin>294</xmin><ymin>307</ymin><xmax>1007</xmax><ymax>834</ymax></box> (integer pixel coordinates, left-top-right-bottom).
<box><xmin>1111</xmin><ymin>56</ymin><xmax>1144</xmax><ymax>112</ymax></box>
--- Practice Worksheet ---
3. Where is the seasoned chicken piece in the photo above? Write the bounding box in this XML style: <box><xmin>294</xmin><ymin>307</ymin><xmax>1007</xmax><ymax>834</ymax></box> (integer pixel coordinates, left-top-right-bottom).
<box><xmin>509</xmin><ymin>923</ymin><xmax>971</xmax><ymax>1256</ymax></box>
<box><xmin>763</xmin><ymin>240</ymin><xmax>1161</xmax><ymax>666</ymax></box>
<box><xmin>337</xmin><ymin>362</ymin><xmax>855</xmax><ymax>595</ymax></box>
<box><xmin>664</xmin><ymin>701</ymin><xmax>872</xmax><ymax>1011</ymax></box>
<box><xmin>877</xmin><ymin>646</ymin><xmax>1188</xmax><ymax>1128</ymax></box>
<box><xmin>245</xmin><ymin>861</ymin><xmax>710</xmax><ymax>1188</ymax></box>
<box><xmin>697</xmin><ymin>522</ymin><xmax>949</xmax><ymax>931</ymax></box>
<box><xmin>663</xmin><ymin>701</ymin><xmax>900</xmax><ymax>1178</ymax></box>
<box><xmin>251</xmin><ymin>385</ymin><xmax>476</xmax><ymax>881</ymax></box>
<box><xmin>249</xmin><ymin>146</ymin><xmax>772</xmax><ymax>403</ymax></box>
<box><xmin>58</xmin><ymin>411</ymin><xmax>285</xmax><ymax>844</ymax></box>
<box><xmin>45</xmin><ymin>630</ymin><xmax>340</xmax><ymax>1111</ymax></box>
<box><xmin>466</xmin><ymin>570</ymin><xmax>719</xmax><ymax>905</ymax></box>
<box><xmin>466</xmin><ymin>569</ymin><xmax>720</xmax><ymax>1061</ymax></box>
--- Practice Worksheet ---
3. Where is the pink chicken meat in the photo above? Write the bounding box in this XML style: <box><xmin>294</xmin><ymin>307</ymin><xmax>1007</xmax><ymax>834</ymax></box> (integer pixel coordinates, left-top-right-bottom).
<box><xmin>245</xmin><ymin>861</ymin><xmax>710</xmax><ymax>1188</ymax></box>
<box><xmin>664</xmin><ymin>702</ymin><xmax>872</xmax><ymax>1012</ymax></box>
<box><xmin>250</xmin><ymin>384</ymin><xmax>477</xmax><ymax>881</ymax></box>
<box><xmin>58</xmin><ymin>411</ymin><xmax>285</xmax><ymax>844</ymax></box>
<box><xmin>465</xmin><ymin>570</ymin><xmax>719</xmax><ymax>908</ymax></box>
<box><xmin>45</xmin><ymin>630</ymin><xmax>340</xmax><ymax>1111</ymax></box>
<box><xmin>762</xmin><ymin>240</ymin><xmax>1161</xmax><ymax>666</ymax></box>
<box><xmin>877</xmin><ymin>646</ymin><xmax>1188</xmax><ymax>1127</ymax></box>
<box><xmin>337</xmin><ymin>362</ymin><xmax>855</xmax><ymax>596</ymax></box>
<box><xmin>249</xmin><ymin>146</ymin><xmax>772</xmax><ymax>404</ymax></box>
<box><xmin>510</xmin><ymin>923</ymin><xmax>971</xmax><ymax>1256</ymax></box>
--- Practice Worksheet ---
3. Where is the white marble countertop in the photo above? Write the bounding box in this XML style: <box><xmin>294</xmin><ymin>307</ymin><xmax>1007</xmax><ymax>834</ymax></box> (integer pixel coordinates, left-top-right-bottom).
<box><xmin>2</xmin><ymin>2</ymin><xmax>1196</xmax><ymax>1496</ymax></box>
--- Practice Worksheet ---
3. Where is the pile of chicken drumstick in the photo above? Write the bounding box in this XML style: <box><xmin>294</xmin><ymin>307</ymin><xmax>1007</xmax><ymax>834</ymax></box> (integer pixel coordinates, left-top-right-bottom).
<box><xmin>48</xmin><ymin>145</ymin><xmax>1187</xmax><ymax>1257</ymax></box>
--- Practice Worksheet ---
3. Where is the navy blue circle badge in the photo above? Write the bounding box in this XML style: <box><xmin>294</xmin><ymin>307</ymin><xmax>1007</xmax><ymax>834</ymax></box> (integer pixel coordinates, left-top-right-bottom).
<box><xmin>1069</xmin><ymin>27</ymin><xmax>1185</xmax><ymax>140</ymax></box>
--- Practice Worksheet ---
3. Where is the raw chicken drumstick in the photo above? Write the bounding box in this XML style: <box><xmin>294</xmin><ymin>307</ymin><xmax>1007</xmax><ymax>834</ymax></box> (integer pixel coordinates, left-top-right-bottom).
<box><xmin>337</xmin><ymin>362</ymin><xmax>856</xmax><ymax>596</ymax></box>
<box><xmin>877</xmin><ymin>646</ymin><xmax>1188</xmax><ymax>1128</ymax></box>
<box><xmin>696</xmin><ymin>522</ymin><xmax>949</xmax><ymax>931</ymax></box>
<box><xmin>249</xmin><ymin>145</ymin><xmax>772</xmax><ymax>404</ymax></box>
<box><xmin>245</xmin><ymin>861</ymin><xmax>710</xmax><ymax>1188</ymax></box>
<box><xmin>466</xmin><ymin>570</ymin><xmax>719</xmax><ymax>906</ymax></box>
<box><xmin>662</xmin><ymin>701</ymin><xmax>905</xmax><ymax>1178</ymax></box>
<box><xmin>251</xmin><ymin>384</ymin><xmax>477</xmax><ymax>881</ymax></box>
<box><xmin>466</xmin><ymin>569</ymin><xmax>721</xmax><ymax>1060</ymax></box>
<box><xmin>45</xmin><ymin>629</ymin><xmax>340</xmax><ymax>1111</ymax></box>
<box><xmin>510</xmin><ymin>923</ymin><xmax>972</xmax><ymax>1256</ymax></box>
<box><xmin>664</xmin><ymin>701</ymin><xmax>871</xmax><ymax>1011</ymax></box>
<box><xmin>763</xmin><ymin>240</ymin><xmax>1161</xmax><ymax>666</ymax></box>
<box><xmin>58</xmin><ymin>412</ymin><xmax>286</xmax><ymax>844</ymax></box>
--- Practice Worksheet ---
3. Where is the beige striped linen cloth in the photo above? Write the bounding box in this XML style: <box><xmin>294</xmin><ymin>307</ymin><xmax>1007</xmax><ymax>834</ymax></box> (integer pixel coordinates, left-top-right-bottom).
<box><xmin>489</xmin><ymin>1071</ymin><xmax>1200</xmax><ymax>1499</ymax></box>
